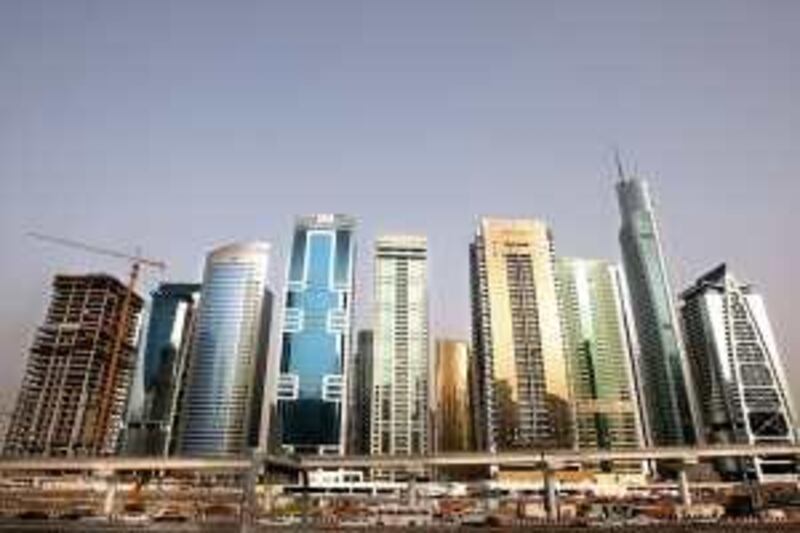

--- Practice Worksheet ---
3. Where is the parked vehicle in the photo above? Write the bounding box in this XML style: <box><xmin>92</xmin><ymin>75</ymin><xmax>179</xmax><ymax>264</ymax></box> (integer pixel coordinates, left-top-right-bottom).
<box><xmin>375</xmin><ymin>504</ymin><xmax>433</xmax><ymax>527</ymax></box>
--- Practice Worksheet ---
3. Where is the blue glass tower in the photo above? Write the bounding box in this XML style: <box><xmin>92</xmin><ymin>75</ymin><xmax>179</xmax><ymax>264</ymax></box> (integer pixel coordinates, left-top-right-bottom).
<box><xmin>143</xmin><ymin>284</ymin><xmax>201</xmax><ymax>400</ymax></box>
<box><xmin>178</xmin><ymin>243</ymin><xmax>272</xmax><ymax>457</ymax></box>
<box><xmin>277</xmin><ymin>214</ymin><xmax>356</xmax><ymax>454</ymax></box>
<box><xmin>134</xmin><ymin>283</ymin><xmax>201</xmax><ymax>455</ymax></box>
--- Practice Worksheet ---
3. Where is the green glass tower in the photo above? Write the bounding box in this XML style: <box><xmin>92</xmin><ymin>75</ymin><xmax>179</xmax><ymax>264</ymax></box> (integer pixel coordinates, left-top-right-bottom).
<box><xmin>616</xmin><ymin>168</ymin><xmax>700</xmax><ymax>445</ymax></box>
<box><xmin>557</xmin><ymin>258</ymin><xmax>644</xmax><ymax>470</ymax></box>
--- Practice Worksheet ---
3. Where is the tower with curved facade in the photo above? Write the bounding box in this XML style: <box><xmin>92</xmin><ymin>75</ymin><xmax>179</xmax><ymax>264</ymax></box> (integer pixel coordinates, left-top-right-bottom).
<box><xmin>177</xmin><ymin>243</ymin><xmax>272</xmax><ymax>457</ymax></box>
<box><xmin>277</xmin><ymin>214</ymin><xmax>356</xmax><ymax>455</ymax></box>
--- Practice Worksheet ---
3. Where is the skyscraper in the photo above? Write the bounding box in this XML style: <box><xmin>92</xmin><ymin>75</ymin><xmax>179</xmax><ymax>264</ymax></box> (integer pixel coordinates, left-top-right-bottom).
<box><xmin>616</xmin><ymin>169</ymin><xmax>700</xmax><ymax>446</ymax></box>
<box><xmin>348</xmin><ymin>329</ymin><xmax>373</xmax><ymax>455</ymax></box>
<box><xmin>126</xmin><ymin>283</ymin><xmax>201</xmax><ymax>456</ymax></box>
<box><xmin>370</xmin><ymin>235</ymin><xmax>430</xmax><ymax>463</ymax></box>
<box><xmin>557</xmin><ymin>258</ymin><xmax>644</xmax><ymax>469</ymax></box>
<box><xmin>4</xmin><ymin>274</ymin><xmax>143</xmax><ymax>457</ymax></box>
<box><xmin>470</xmin><ymin>218</ymin><xmax>572</xmax><ymax>452</ymax></box>
<box><xmin>277</xmin><ymin>214</ymin><xmax>356</xmax><ymax>455</ymax></box>
<box><xmin>178</xmin><ymin>243</ymin><xmax>272</xmax><ymax>457</ymax></box>
<box><xmin>433</xmin><ymin>339</ymin><xmax>473</xmax><ymax>453</ymax></box>
<box><xmin>681</xmin><ymin>264</ymin><xmax>797</xmax><ymax>480</ymax></box>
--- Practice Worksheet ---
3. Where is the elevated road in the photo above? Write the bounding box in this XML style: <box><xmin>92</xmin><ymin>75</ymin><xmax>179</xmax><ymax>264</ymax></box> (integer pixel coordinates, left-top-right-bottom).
<box><xmin>0</xmin><ymin>444</ymin><xmax>796</xmax><ymax>474</ymax></box>
<box><xmin>298</xmin><ymin>444</ymin><xmax>800</xmax><ymax>470</ymax></box>
<box><xmin>0</xmin><ymin>454</ymin><xmax>298</xmax><ymax>474</ymax></box>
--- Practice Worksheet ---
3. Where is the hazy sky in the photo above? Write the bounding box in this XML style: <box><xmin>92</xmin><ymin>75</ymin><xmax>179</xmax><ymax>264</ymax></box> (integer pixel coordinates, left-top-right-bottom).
<box><xmin>1</xmin><ymin>1</ymin><xmax>799</xmax><ymax>414</ymax></box>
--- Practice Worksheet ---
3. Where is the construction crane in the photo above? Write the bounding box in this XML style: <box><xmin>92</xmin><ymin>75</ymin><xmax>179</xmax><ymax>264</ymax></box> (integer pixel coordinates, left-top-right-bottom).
<box><xmin>28</xmin><ymin>231</ymin><xmax>167</xmax><ymax>454</ymax></box>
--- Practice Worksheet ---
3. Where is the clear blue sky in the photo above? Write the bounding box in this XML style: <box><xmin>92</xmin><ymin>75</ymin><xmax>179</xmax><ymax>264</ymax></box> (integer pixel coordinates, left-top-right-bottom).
<box><xmin>1</xmin><ymin>1</ymin><xmax>799</xmax><ymax>412</ymax></box>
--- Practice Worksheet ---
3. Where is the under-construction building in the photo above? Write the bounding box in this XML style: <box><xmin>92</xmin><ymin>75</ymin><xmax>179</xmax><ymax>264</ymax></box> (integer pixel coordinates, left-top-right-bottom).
<box><xmin>4</xmin><ymin>274</ymin><xmax>144</xmax><ymax>457</ymax></box>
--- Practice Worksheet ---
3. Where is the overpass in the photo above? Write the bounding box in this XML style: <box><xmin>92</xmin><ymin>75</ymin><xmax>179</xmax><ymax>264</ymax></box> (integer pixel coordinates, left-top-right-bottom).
<box><xmin>297</xmin><ymin>443</ymin><xmax>800</xmax><ymax>470</ymax></box>
<box><xmin>0</xmin><ymin>445</ymin><xmax>796</xmax><ymax>523</ymax></box>
<box><xmin>295</xmin><ymin>444</ymin><xmax>798</xmax><ymax>519</ymax></box>
<box><xmin>0</xmin><ymin>454</ymin><xmax>299</xmax><ymax>474</ymax></box>
<box><xmin>0</xmin><ymin>444</ymin><xmax>796</xmax><ymax>473</ymax></box>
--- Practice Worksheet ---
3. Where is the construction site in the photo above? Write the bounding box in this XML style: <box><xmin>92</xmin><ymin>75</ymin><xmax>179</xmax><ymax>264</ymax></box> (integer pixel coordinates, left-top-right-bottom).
<box><xmin>3</xmin><ymin>233</ymin><xmax>166</xmax><ymax>459</ymax></box>
<box><xmin>3</xmin><ymin>274</ymin><xmax>143</xmax><ymax>457</ymax></box>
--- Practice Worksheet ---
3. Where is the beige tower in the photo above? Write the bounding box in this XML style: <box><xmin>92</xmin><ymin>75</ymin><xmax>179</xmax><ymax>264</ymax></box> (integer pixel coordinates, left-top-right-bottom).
<box><xmin>470</xmin><ymin>218</ymin><xmax>572</xmax><ymax>452</ymax></box>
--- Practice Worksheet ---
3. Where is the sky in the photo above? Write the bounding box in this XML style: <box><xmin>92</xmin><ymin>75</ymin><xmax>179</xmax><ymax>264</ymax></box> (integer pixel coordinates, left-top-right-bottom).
<box><xmin>1</xmin><ymin>1</ymin><xmax>799</xmax><ymax>416</ymax></box>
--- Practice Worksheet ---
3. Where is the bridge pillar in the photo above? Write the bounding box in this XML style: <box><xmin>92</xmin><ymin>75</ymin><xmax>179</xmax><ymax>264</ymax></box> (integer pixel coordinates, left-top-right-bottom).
<box><xmin>544</xmin><ymin>468</ymin><xmax>558</xmax><ymax>522</ymax></box>
<box><xmin>260</xmin><ymin>472</ymin><xmax>274</xmax><ymax>515</ymax></box>
<box><xmin>744</xmin><ymin>469</ymin><xmax>764</xmax><ymax>513</ymax></box>
<box><xmin>100</xmin><ymin>472</ymin><xmax>117</xmax><ymax>520</ymax></box>
<box><xmin>407</xmin><ymin>475</ymin><xmax>417</xmax><ymax>507</ymax></box>
<box><xmin>677</xmin><ymin>467</ymin><xmax>692</xmax><ymax>507</ymax></box>
<box><xmin>240</xmin><ymin>455</ymin><xmax>259</xmax><ymax>533</ymax></box>
<box><xmin>300</xmin><ymin>470</ymin><xmax>310</xmax><ymax>527</ymax></box>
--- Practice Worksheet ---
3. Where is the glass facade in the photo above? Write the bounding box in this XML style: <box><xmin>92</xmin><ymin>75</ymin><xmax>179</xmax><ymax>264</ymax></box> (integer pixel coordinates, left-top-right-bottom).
<box><xmin>434</xmin><ymin>340</ymin><xmax>473</xmax><ymax>453</ymax></box>
<box><xmin>557</xmin><ymin>258</ymin><xmax>644</xmax><ymax>472</ymax></box>
<box><xmin>131</xmin><ymin>283</ymin><xmax>201</xmax><ymax>455</ymax></box>
<box><xmin>278</xmin><ymin>214</ymin><xmax>356</xmax><ymax>454</ymax></box>
<box><xmin>470</xmin><ymin>218</ymin><xmax>572</xmax><ymax>452</ymax></box>
<box><xmin>347</xmin><ymin>330</ymin><xmax>373</xmax><ymax>455</ymax></box>
<box><xmin>616</xmin><ymin>176</ymin><xmax>700</xmax><ymax>446</ymax></box>
<box><xmin>178</xmin><ymin>243</ymin><xmax>272</xmax><ymax>457</ymax></box>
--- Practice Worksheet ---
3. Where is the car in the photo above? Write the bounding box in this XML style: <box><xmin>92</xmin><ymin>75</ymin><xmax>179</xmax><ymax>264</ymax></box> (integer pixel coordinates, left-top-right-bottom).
<box><xmin>258</xmin><ymin>515</ymin><xmax>302</xmax><ymax>526</ymax></box>
<box><xmin>339</xmin><ymin>517</ymin><xmax>376</xmax><ymax>528</ymax></box>
<box><xmin>118</xmin><ymin>513</ymin><xmax>152</xmax><ymax>524</ymax></box>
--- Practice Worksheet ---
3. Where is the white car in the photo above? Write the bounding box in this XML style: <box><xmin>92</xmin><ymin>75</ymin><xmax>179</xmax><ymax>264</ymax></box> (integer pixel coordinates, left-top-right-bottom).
<box><xmin>339</xmin><ymin>517</ymin><xmax>375</xmax><ymax>528</ymax></box>
<box><xmin>117</xmin><ymin>514</ymin><xmax>152</xmax><ymax>524</ymax></box>
<box><xmin>258</xmin><ymin>515</ymin><xmax>303</xmax><ymax>526</ymax></box>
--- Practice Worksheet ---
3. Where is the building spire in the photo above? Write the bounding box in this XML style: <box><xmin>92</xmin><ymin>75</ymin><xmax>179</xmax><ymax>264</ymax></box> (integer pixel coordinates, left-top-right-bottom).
<box><xmin>613</xmin><ymin>146</ymin><xmax>626</xmax><ymax>182</ymax></box>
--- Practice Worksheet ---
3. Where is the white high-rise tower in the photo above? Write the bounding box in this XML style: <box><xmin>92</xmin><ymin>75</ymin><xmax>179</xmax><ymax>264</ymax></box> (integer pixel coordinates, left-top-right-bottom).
<box><xmin>178</xmin><ymin>242</ymin><xmax>272</xmax><ymax>457</ymax></box>
<box><xmin>370</xmin><ymin>235</ymin><xmax>429</xmax><ymax>475</ymax></box>
<box><xmin>681</xmin><ymin>264</ymin><xmax>797</xmax><ymax>480</ymax></box>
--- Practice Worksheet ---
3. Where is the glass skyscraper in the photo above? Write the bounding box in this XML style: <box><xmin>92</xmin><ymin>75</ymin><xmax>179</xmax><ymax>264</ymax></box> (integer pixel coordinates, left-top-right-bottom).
<box><xmin>616</xmin><ymin>171</ymin><xmax>700</xmax><ymax>446</ymax></box>
<box><xmin>178</xmin><ymin>243</ymin><xmax>272</xmax><ymax>457</ymax></box>
<box><xmin>347</xmin><ymin>329</ymin><xmax>373</xmax><ymax>455</ymax></box>
<box><xmin>370</xmin><ymin>235</ymin><xmax>430</xmax><ymax>466</ymax></box>
<box><xmin>433</xmin><ymin>339</ymin><xmax>474</xmax><ymax>453</ymax></box>
<box><xmin>128</xmin><ymin>283</ymin><xmax>201</xmax><ymax>456</ymax></box>
<box><xmin>557</xmin><ymin>258</ymin><xmax>644</xmax><ymax>472</ymax></box>
<box><xmin>470</xmin><ymin>218</ymin><xmax>572</xmax><ymax>453</ymax></box>
<box><xmin>681</xmin><ymin>264</ymin><xmax>797</xmax><ymax>480</ymax></box>
<box><xmin>277</xmin><ymin>214</ymin><xmax>356</xmax><ymax>455</ymax></box>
